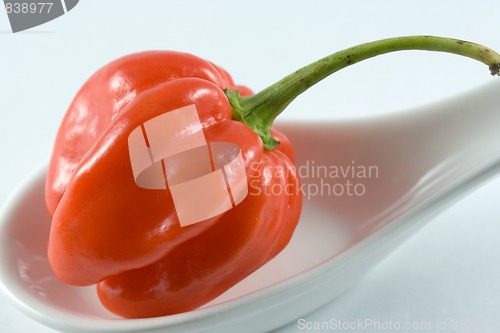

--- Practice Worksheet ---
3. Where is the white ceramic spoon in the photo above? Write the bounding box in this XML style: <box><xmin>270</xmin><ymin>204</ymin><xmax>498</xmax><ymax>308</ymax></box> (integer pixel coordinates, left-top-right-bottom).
<box><xmin>1</xmin><ymin>80</ymin><xmax>500</xmax><ymax>333</ymax></box>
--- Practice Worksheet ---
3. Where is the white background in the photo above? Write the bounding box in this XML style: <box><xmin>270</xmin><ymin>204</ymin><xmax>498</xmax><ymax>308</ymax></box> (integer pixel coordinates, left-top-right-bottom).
<box><xmin>1</xmin><ymin>1</ymin><xmax>500</xmax><ymax>332</ymax></box>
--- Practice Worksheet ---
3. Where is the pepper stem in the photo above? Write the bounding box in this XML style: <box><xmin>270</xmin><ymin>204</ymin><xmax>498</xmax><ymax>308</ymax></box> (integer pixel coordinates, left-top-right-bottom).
<box><xmin>226</xmin><ymin>35</ymin><xmax>500</xmax><ymax>149</ymax></box>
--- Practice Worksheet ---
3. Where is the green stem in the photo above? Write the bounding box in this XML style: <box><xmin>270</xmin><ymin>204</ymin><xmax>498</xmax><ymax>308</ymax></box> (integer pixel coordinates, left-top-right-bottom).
<box><xmin>226</xmin><ymin>35</ymin><xmax>500</xmax><ymax>149</ymax></box>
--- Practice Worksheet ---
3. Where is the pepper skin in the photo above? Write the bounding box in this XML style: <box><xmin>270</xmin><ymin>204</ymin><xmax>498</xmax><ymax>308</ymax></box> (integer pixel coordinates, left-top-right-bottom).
<box><xmin>97</xmin><ymin>143</ymin><xmax>301</xmax><ymax>318</ymax></box>
<box><xmin>46</xmin><ymin>51</ymin><xmax>302</xmax><ymax>317</ymax></box>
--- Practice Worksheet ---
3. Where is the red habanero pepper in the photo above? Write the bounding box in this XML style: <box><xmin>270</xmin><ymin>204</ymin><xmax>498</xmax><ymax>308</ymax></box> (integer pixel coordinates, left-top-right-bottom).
<box><xmin>46</xmin><ymin>37</ymin><xmax>500</xmax><ymax>318</ymax></box>
<box><xmin>46</xmin><ymin>51</ymin><xmax>302</xmax><ymax>317</ymax></box>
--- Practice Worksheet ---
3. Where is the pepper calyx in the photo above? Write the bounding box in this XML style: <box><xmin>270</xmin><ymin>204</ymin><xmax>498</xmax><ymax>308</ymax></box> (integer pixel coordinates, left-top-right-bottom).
<box><xmin>226</xmin><ymin>88</ymin><xmax>280</xmax><ymax>150</ymax></box>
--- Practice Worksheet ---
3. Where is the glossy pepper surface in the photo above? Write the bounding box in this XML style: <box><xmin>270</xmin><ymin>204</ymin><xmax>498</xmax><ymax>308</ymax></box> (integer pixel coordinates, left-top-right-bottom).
<box><xmin>46</xmin><ymin>36</ymin><xmax>500</xmax><ymax>318</ymax></box>
<box><xmin>46</xmin><ymin>51</ymin><xmax>302</xmax><ymax>317</ymax></box>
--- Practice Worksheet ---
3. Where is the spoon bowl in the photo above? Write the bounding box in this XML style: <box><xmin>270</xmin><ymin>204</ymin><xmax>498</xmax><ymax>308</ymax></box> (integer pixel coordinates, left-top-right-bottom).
<box><xmin>1</xmin><ymin>80</ymin><xmax>500</xmax><ymax>332</ymax></box>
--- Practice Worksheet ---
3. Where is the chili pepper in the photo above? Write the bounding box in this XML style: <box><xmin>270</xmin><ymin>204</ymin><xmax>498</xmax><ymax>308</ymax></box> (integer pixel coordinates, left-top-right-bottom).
<box><xmin>46</xmin><ymin>36</ymin><xmax>500</xmax><ymax>318</ymax></box>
